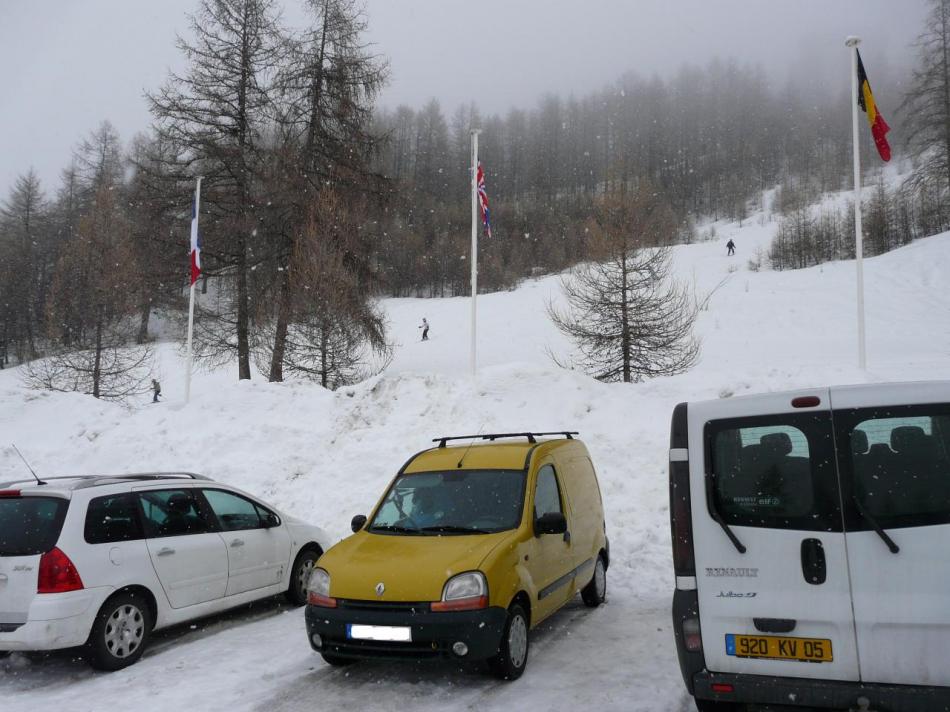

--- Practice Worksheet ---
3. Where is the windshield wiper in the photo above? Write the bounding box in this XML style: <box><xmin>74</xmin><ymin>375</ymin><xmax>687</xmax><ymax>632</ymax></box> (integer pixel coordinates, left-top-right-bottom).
<box><xmin>853</xmin><ymin>497</ymin><xmax>900</xmax><ymax>554</ymax></box>
<box><xmin>370</xmin><ymin>524</ymin><xmax>422</xmax><ymax>534</ymax></box>
<box><xmin>419</xmin><ymin>525</ymin><xmax>491</xmax><ymax>534</ymax></box>
<box><xmin>705</xmin><ymin>472</ymin><xmax>746</xmax><ymax>554</ymax></box>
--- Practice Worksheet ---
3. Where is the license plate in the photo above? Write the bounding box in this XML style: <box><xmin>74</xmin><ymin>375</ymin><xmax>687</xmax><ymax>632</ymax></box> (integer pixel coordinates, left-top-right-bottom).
<box><xmin>726</xmin><ymin>634</ymin><xmax>833</xmax><ymax>663</ymax></box>
<box><xmin>346</xmin><ymin>624</ymin><xmax>412</xmax><ymax>642</ymax></box>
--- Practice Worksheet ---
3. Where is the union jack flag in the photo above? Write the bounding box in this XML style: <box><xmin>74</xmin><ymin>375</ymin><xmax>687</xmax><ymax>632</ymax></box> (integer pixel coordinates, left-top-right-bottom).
<box><xmin>477</xmin><ymin>162</ymin><xmax>491</xmax><ymax>238</ymax></box>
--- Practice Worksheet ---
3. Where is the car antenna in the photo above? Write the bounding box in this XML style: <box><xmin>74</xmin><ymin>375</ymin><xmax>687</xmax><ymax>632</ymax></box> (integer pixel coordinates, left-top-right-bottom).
<box><xmin>457</xmin><ymin>425</ymin><xmax>486</xmax><ymax>468</ymax></box>
<box><xmin>11</xmin><ymin>444</ymin><xmax>46</xmax><ymax>485</ymax></box>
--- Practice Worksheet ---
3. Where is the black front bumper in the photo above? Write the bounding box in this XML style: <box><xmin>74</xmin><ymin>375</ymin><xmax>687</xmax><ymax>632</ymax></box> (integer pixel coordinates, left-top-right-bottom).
<box><xmin>694</xmin><ymin>671</ymin><xmax>950</xmax><ymax>711</ymax></box>
<box><xmin>305</xmin><ymin>600</ymin><xmax>508</xmax><ymax>661</ymax></box>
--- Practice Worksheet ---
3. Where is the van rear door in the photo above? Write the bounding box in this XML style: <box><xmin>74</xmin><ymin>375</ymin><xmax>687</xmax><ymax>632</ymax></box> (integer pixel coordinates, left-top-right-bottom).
<box><xmin>689</xmin><ymin>390</ymin><xmax>860</xmax><ymax>682</ymax></box>
<box><xmin>0</xmin><ymin>493</ymin><xmax>69</xmax><ymax>632</ymax></box>
<box><xmin>831</xmin><ymin>382</ymin><xmax>950</xmax><ymax>686</ymax></box>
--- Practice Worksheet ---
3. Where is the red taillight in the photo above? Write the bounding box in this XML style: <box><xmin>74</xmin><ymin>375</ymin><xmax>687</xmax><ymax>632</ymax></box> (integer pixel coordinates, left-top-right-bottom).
<box><xmin>683</xmin><ymin>617</ymin><xmax>702</xmax><ymax>652</ymax></box>
<box><xmin>711</xmin><ymin>683</ymin><xmax>734</xmax><ymax>694</ymax></box>
<box><xmin>307</xmin><ymin>591</ymin><xmax>338</xmax><ymax>608</ymax></box>
<box><xmin>37</xmin><ymin>547</ymin><xmax>84</xmax><ymax>594</ymax></box>
<box><xmin>0</xmin><ymin>489</ymin><xmax>21</xmax><ymax>497</ymax></box>
<box><xmin>431</xmin><ymin>595</ymin><xmax>488</xmax><ymax>612</ymax></box>
<box><xmin>792</xmin><ymin>396</ymin><xmax>821</xmax><ymax>408</ymax></box>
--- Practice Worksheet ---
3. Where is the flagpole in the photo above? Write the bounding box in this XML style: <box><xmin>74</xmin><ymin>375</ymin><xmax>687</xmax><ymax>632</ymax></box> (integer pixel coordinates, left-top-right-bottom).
<box><xmin>846</xmin><ymin>35</ymin><xmax>867</xmax><ymax>370</ymax></box>
<box><xmin>470</xmin><ymin>129</ymin><xmax>480</xmax><ymax>376</ymax></box>
<box><xmin>185</xmin><ymin>176</ymin><xmax>202</xmax><ymax>404</ymax></box>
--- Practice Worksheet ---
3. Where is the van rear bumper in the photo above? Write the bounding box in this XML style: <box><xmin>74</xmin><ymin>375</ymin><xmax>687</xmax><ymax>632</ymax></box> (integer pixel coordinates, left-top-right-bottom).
<box><xmin>694</xmin><ymin>671</ymin><xmax>950</xmax><ymax>711</ymax></box>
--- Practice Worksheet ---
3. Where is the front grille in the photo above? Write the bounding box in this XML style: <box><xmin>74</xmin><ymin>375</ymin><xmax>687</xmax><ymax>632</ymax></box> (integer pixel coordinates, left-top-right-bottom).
<box><xmin>337</xmin><ymin>599</ymin><xmax>430</xmax><ymax>614</ymax></box>
<box><xmin>323</xmin><ymin>636</ymin><xmax>447</xmax><ymax>659</ymax></box>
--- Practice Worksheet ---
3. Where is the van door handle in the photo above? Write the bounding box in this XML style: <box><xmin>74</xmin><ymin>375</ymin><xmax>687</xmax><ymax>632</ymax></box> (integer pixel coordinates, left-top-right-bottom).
<box><xmin>563</xmin><ymin>530</ymin><xmax>571</xmax><ymax>544</ymax></box>
<box><xmin>157</xmin><ymin>547</ymin><xmax>176</xmax><ymax>557</ymax></box>
<box><xmin>754</xmin><ymin>618</ymin><xmax>797</xmax><ymax>633</ymax></box>
<box><xmin>230</xmin><ymin>539</ymin><xmax>245</xmax><ymax>548</ymax></box>
<box><xmin>801</xmin><ymin>538</ymin><xmax>826</xmax><ymax>585</ymax></box>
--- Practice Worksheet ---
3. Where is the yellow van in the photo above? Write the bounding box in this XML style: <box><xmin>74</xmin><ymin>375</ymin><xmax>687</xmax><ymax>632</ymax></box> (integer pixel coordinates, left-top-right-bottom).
<box><xmin>304</xmin><ymin>431</ymin><xmax>609</xmax><ymax>679</ymax></box>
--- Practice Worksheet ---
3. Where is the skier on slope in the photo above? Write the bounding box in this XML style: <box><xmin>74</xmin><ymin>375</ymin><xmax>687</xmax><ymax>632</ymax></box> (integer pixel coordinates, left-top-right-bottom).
<box><xmin>152</xmin><ymin>379</ymin><xmax>162</xmax><ymax>403</ymax></box>
<box><xmin>418</xmin><ymin>318</ymin><xmax>430</xmax><ymax>341</ymax></box>
<box><xmin>726</xmin><ymin>239</ymin><xmax>736</xmax><ymax>256</ymax></box>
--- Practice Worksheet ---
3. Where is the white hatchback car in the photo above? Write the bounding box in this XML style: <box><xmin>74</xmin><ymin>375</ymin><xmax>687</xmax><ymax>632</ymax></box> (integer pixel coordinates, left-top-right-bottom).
<box><xmin>0</xmin><ymin>472</ymin><xmax>330</xmax><ymax>670</ymax></box>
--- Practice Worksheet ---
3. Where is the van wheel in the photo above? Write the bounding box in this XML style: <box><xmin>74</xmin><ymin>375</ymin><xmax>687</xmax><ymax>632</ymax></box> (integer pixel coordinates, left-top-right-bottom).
<box><xmin>286</xmin><ymin>547</ymin><xmax>321</xmax><ymax>606</ymax></box>
<box><xmin>87</xmin><ymin>591</ymin><xmax>151</xmax><ymax>671</ymax></box>
<box><xmin>321</xmin><ymin>653</ymin><xmax>355</xmax><ymax>667</ymax></box>
<box><xmin>581</xmin><ymin>554</ymin><xmax>607</xmax><ymax>607</ymax></box>
<box><xmin>487</xmin><ymin>603</ymin><xmax>529</xmax><ymax>680</ymax></box>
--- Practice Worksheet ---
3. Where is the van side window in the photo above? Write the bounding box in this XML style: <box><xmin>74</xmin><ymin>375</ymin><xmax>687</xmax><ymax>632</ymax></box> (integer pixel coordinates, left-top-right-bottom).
<box><xmin>535</xmin><ymin>465</ymin><xmax>563</xmax><ymax>519</ymax></box>
<box><xmin>844</xmin><ymin>409</ymin><xmax>950</xmax><ymax>527</ymax></box>
<box><xmin>85</xmin><ymin>493</ymin><xmax>144</xmax><ymax>544</ymax></box>
<box><xmin>707</xmin><ymin>414</ymin><xmax>840</xmax><ymax>531</ymax></box>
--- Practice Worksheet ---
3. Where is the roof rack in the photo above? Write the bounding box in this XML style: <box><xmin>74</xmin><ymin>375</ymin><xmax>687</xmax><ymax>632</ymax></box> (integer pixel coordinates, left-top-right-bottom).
<box><xmin>432</xmin><ymin>432</ymin><xmax>579</xmax><ymax>448</ymax></box>
<box><xmin>0</xmin><ymin>473</ymin><xmax>211</xmax><ymax>490</ymax></box>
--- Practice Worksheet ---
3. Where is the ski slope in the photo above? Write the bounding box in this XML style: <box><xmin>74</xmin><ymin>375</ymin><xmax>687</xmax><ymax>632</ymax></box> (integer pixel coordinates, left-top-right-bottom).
<box><xmin>1</xmin><ymin>209</ymin><xmax>949</xmax><ymax>712</ymax></box>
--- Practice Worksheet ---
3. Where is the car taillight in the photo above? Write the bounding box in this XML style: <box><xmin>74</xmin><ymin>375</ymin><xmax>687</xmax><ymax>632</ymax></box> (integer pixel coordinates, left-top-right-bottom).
<box><xmin>37</xmin><ymin>547</ymin><xmax>84</xmax><ymax>593</ymax></box>
<box><xmin>683</xmin><ymin>617</ymin><xmax>702</xmax><ymax>652</ymax></box>
<box><xmin>0</xmin><ymin>489</ymin><xmax>21</xmax><ymax>497</ymax></box>
<box><xmin>711</xmin><ymin>683</ymin><xmax>734</xmax><ymax>694</ymax></box>
<box><xmin>430</xmin><ymin>595</ymin><xmax>488</xmax><ymax>612</ymax></box>
<box><xmin>669</xmin><ymin>403</ymin><xmax>695</xmax><ymax>578</ymax></box>
<box><xmin>307</xmin><ymin>591</ymin><xmax>338</xmax><ymax>608</ymax></box>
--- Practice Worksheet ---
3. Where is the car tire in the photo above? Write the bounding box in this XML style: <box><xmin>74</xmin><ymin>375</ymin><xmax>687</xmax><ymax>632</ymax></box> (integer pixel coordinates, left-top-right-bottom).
<box><xmin>581</xmin><ymin>554</ymin><xmax>607</xmax><ymax>607</ymax></box>
<box><xmin>321</xmin><ymin>653</ymin><xmax>356</xmax><ymax>667</ymax></box>
<box><xmin>487</xmin><ymin>603</ymin><xmax>530</xmax><ymax>681</ymax></box>
<box><xmin>286</xmin><ymin>547</ymin><xmax>322</xmax><ymax>606</ymax></box>
<box><xmin>86</xmin><ymin>591</ymin><xmax>152</xmax><ymax>671</ymax></box>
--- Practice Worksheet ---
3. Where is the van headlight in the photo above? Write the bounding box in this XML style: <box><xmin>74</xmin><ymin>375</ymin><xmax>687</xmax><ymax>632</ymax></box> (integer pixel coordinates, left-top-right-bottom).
<box><xmin>431</xmin><ymin>571</ymin><xmax>488</xmax><ymax>612</ymax></box>
<box><xmin>307</xmin><ymin>568</ymin><xmax>336</xmax><ymax>607</ymax></box>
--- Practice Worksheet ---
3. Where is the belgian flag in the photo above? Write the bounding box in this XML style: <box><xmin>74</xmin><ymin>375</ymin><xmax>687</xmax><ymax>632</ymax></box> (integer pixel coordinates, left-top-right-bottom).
<box><xmin>857</xmin><ymin>49</ymin><xmax>891</xmax><ymax>162</ymax></box>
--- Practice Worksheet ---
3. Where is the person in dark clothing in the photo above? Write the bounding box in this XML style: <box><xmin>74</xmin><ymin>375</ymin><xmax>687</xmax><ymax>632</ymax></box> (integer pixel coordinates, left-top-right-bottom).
<box><xmin>726</xmin><ymin>239</ymin><xmax>736</xmax><ymax>256</ymax></box>
<box><xmin>152</xmin><ymin>379</ymin><xmax>161</xmax><ymax>403</ymax></box>
<box><xmin>419</xmin><ymin>318</ymin><xmax>430</xmax><ymax>341</ymax></box>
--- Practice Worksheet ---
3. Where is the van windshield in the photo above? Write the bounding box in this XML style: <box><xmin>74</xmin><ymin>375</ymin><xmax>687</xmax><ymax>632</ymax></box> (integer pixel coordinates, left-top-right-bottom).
<box><xmin>0</xmin><ymin>496</ymin><xmax>69</xmax><ymax>556</ymax></box>
<box><xmin>369</xmin><ymin>469</ymin><xmax>526</xmax><ymax>535</ymax></box>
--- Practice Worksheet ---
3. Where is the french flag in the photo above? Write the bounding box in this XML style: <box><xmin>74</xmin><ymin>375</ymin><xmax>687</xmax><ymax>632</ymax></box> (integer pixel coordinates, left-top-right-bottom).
<box><xmin>189</xmin><ymin>179</ymin><xmax>202</xmax><ymax>286</ymax></box>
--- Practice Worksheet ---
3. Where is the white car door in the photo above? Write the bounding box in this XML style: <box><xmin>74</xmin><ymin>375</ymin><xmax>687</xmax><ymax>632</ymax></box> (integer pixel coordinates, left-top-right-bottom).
<box><xmin>200</xmin><ymin>489</ymin><xmax>290</xmax><ymax>596</ymax></box>
<box><xmin>831</xmin><ymin>382</ymin><xmax>950</xmax><ymax>686</ymax></box>
<box><xmin>690</xmin><ymin>390</ymin><xmax>860</xmax><ymax>682</ymax></box>
<box><xmin>136</xmin><ymin>488</ymin><xmax>228</xmax><ymax>609</ymax></box>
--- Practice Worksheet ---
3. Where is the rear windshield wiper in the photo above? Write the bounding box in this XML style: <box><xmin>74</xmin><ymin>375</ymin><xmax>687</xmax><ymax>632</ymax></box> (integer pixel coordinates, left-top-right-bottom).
<box><xmin>853</xmin><ymin>497</ymin><xmax>900</xmax><ymax>554</ymax></box>
<box><xmin>705</xmin><ymin>472</ymin><xmax>747</xmax><ymax>554</ymax></box>
<box><xmin>369</xmin><ymin>524</ymin><xmax>422</xmax><ymax>534</ymax></box>
<box><xmin>419</xmin><ymin>525</ymin><xmax>491</xmax><ymax>534</ymax></box>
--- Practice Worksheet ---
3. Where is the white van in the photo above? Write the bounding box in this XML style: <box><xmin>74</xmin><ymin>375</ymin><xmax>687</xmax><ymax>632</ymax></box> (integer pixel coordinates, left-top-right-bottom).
<box><xmin>669</xmin><ymin>382</ymin><xmax>950</xmax><ymax>712</ymax></box>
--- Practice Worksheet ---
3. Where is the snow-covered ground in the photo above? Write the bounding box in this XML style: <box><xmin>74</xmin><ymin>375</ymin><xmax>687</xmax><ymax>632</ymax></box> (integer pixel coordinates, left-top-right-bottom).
<box><xmin>1</xmin><ymin>207</ymin><xmax>949</xmax><ymax>712</ymax></box>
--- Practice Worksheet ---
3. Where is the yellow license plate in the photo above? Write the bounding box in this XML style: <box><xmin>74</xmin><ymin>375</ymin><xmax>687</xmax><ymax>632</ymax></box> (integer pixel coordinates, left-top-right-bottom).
<box><xmin>726</xmin><ymin>634</ymin><xmax>833</xmax><ymax>663</ymax></box>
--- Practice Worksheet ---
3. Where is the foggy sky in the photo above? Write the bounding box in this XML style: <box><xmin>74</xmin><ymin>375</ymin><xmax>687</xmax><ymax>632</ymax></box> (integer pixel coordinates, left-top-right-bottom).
<box><xmin>0</xmin><ymin>0</ymin><xmax>929</xmax><ymax>197</ymax></box>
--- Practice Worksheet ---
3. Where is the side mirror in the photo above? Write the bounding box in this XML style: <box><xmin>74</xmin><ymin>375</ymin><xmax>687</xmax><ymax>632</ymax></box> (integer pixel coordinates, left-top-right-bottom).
<box><xmin>535</xmin><ymin>511</ymin><xmax>567</xmax><ymax>536</ymax></box>
<box><xmin>351</xmin><ymin>514</ymin><xmax>367</xmax><ymax>533</ymax></box>
<box><xmin>263</xmin><ymin>512</ymin><xmax>281</xmax><ymax>528</ymax></box>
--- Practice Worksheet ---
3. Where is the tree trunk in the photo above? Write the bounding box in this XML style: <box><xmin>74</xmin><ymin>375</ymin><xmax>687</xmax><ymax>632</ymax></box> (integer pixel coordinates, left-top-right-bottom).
<box><xmin>236</xmin><ymin>235</ymin><xmax>252</xmax><ymax>380</ymax></box>
<box><xmin>137</xmin><ymin>302</ymin><xmax>151</xmax><ymax>344</ymax></box>
<box><xmin>268</xmin><ymin>268</ymin><xmax>293</xmax><ymax>382</ymax></box>
<box><xmin>92</xmin><ymin>315</ymin><xmax>103</xmax><ymax>399</ymax></box>
<box><xmin>620</xmin><ymin>249</ymin><xmax>631</xmax><ymax>383</ymax></box>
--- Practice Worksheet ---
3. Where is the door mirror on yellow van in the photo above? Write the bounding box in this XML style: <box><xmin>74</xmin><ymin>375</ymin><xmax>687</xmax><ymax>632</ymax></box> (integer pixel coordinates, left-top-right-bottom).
<box><xmin>535</xmin><ymin>511</ymin><xmax>567</xmax><ymax>536</ymax></box>
<box><xmin>351</xmin><ymin>514</ymin><xmax>367</xmax><ymax>533</ymax></box>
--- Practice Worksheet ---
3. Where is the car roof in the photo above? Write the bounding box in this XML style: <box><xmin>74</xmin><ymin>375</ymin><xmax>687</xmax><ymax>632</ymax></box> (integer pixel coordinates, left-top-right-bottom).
<box><xmin>403</xmin><ymin>438</ymin><xmax>579</xmax><ymax>473</ymax></box>
<box><xmin>0</xmin><ymin>472</ymin><xmax>211</xmax><ymax>493</ymax></box>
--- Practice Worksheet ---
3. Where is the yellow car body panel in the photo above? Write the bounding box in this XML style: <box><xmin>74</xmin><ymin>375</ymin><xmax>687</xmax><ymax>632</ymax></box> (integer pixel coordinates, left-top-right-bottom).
<box><xmin>319</xmin><ymin>437</ymin><xmax>607</xmax><ymax>630</ymax></box>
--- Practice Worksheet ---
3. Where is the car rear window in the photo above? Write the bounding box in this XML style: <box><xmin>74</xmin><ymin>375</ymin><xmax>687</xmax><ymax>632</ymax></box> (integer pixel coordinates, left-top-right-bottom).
<box><xmin>0</xmin><ymin>496</ymin><xmax>69</xmax><ymax>556</ymax></box>
<box><xmin>706</xmin><ymin>413</ymin><xmax>841</xmax><ymax>531</ymax></box>
<box><xmin>840</xmin><ymin>406</ymin><xmax>950</xmax><ymax>528</ymax></box>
